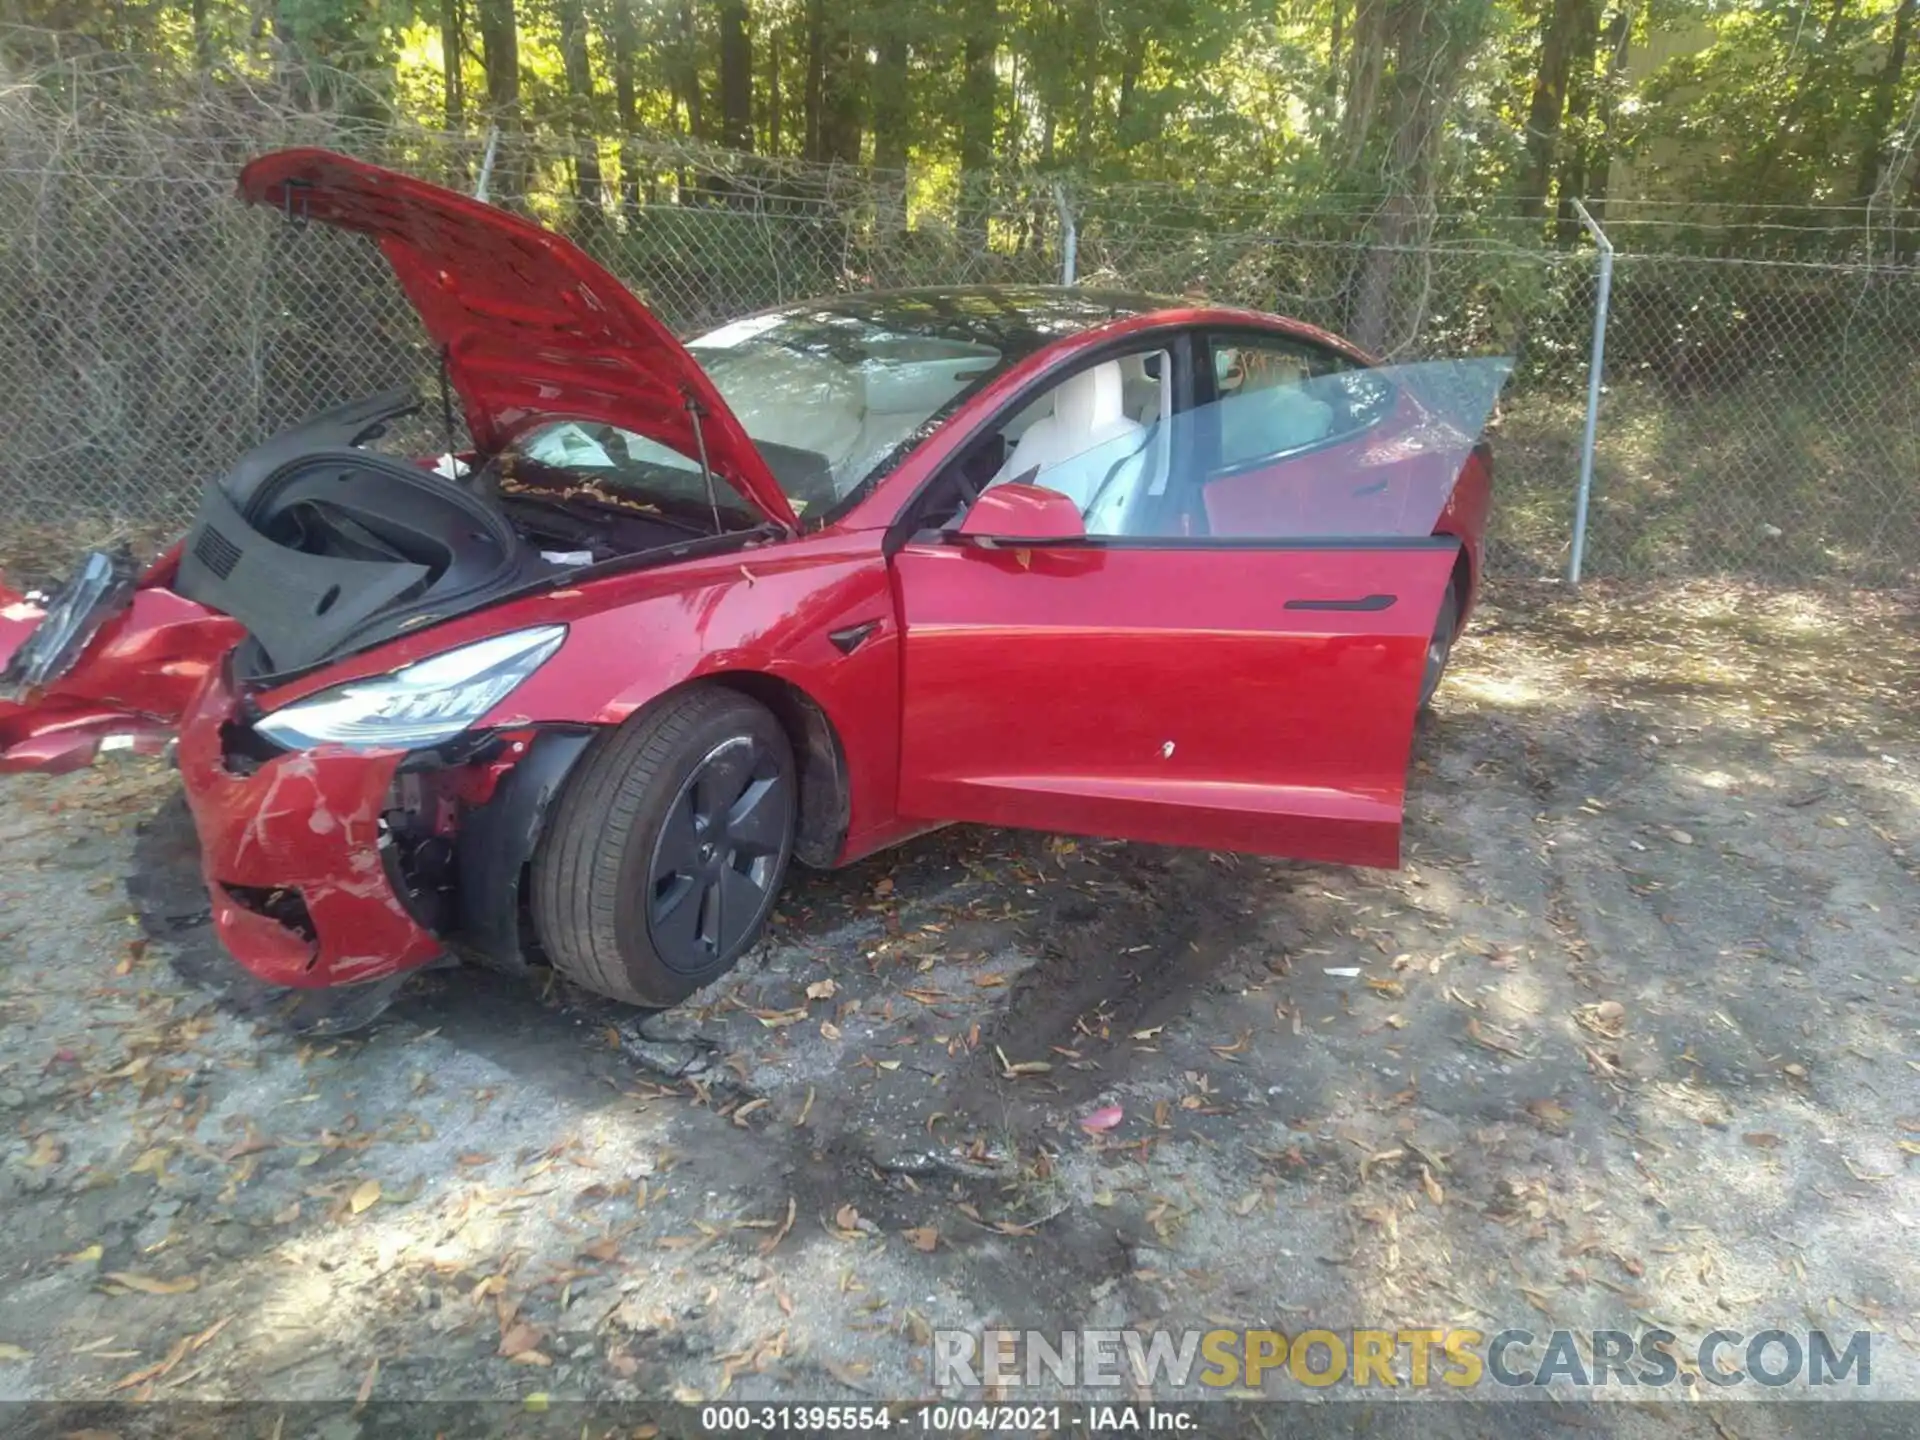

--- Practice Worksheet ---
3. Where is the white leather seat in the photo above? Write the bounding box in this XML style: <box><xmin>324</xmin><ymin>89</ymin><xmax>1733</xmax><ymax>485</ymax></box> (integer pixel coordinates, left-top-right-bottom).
<box><xmin>988</xmin><ymin>361</ymin><xmax>1151</xmax><ymax>529</ymax></box>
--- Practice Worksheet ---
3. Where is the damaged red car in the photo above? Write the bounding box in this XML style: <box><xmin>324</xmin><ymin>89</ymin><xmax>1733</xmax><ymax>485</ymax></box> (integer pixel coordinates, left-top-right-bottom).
<box><xmin>0</xmin><ymin>149</ymin><xmax>1509</xmax><ymax>1013</ymax></box>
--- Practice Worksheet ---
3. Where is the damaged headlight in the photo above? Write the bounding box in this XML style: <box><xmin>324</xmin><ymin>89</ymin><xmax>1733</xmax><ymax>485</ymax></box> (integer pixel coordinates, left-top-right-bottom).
<box><xmin>254</xmin><ymin>626</ymin><xmax>566</xmax><ymax>752</ymax></box>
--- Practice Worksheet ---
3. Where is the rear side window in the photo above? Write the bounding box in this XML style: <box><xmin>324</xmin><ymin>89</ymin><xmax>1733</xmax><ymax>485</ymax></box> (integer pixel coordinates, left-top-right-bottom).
<box><xmin>1208</xmin><ymin>335</ymin><xmax>1394</xmax><ymax>472</ymax></box>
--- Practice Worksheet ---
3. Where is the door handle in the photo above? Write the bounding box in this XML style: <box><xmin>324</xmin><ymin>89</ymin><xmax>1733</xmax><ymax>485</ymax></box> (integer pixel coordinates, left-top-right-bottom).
<box><xmin>828</xmin><ymin>619</ymin><xmax>882</xmax><ymax>654</ymax></box>
<box><xmin>1284</xmin><ymin>594</ymin><xmax>1396</xmax><ymax>612</ymax></box>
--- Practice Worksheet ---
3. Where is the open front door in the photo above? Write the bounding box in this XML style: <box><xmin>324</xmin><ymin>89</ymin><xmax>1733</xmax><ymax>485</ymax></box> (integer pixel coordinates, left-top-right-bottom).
<box><xmin>887</xmin><ymin>345</ymin><xmax>1508</xmax><ymax>868</ymax></box>
<box><xmin>891</xmin><ymin>534</ymin><xmax>1455</xmax><ymax>868</ymax></box>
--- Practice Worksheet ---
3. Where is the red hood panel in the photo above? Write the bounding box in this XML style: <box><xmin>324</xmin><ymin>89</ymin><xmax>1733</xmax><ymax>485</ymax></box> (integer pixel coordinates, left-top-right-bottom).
<box><xmin>236</xmin><ymin>149</ymin><xmax>796</xmax><ymax>530</ymax></box>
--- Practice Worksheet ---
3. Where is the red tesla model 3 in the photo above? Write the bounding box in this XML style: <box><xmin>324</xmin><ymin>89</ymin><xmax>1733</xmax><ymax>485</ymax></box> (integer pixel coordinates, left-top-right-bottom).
<box><xmin>0</xmin><ymin>149</ymin><xmax>1506</xmax><ymax>1012</ymax></box>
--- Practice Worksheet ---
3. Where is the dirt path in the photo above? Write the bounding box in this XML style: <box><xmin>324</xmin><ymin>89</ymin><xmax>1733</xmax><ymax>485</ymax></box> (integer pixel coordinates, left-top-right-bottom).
<box><xmin>1</xmin><ymin>581</ymin><xmax>1916</xmax><ymax>1430</ymax></box>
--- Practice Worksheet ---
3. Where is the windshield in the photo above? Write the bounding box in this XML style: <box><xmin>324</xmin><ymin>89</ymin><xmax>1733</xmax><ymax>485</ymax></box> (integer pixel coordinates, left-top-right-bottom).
<box><xmin>688</xmin><ymin>310</ymin><xmax>1006</xmax><ymax>516</ymax></box>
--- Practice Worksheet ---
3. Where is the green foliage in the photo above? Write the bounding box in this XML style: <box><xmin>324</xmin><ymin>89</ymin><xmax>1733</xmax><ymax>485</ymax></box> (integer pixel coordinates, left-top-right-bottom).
<box><xmin>5</xmin><ymin>0</ymin><xmax>1917</xmax><ymax>235</ymax></box>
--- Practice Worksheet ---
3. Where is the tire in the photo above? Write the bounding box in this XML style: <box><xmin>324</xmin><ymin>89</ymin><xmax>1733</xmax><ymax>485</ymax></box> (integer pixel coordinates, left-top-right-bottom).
<box><xmin>531</xmin><ymin>686</ymin><xmax>796</xmax><ymax>1007</ymax></box>
<box><xmin>1418</xmin><ymin>582</ymin><xmax>1461</xmax><ymax>711</ymax></box>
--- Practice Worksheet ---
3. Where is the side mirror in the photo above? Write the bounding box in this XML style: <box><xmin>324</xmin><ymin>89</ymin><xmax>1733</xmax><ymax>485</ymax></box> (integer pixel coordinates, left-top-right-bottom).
<box><xmin>956</xmin><ymin>483</ymin><xmax>1086</xmax><ymax>543</ymax></box>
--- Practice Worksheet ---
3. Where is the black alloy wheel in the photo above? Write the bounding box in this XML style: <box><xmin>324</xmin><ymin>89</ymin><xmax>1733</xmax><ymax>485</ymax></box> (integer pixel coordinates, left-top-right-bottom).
<box><xmin>533</xmin><ymin>687</ymin><xmax>797</xmax><ymax>1007</ymax></box>
<box><xmin>646</xmin><ymin>734</ymin><xmax>792</xmax><ymax>974</ymax></box>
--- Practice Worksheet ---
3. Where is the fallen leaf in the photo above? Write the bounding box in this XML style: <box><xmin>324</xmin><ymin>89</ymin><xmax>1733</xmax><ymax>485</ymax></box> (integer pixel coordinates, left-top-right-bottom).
<box><xmin>1080</xmin><ymin>1105</ymin><xmax>1124</xmax><ymax>1134</ymax></box>
<box><xmin>25</xmin><ymin>1134</ymin><xmax>63</xmax><ymax>1169</ymax></box>
<box><xmin>1233</xmin><ymin>1191</ymin><xmax>1263</xmax><ymax>1216</ymax></box>
<box><xmin>1359</xmin><ymin>1148</ymin><xmax>1404</xmax><ymax>1183</ymax></box>
<box><xmin>1421</xmin><ymin>1165</ymin><xmax>1445</xmax><ymax>1206</ymax></box>
<box><xmin>732</xmin><ymin>1098</ymin><xmax>769</xmax><ymax>1128</ymax></box>
<box><xmin>902</xmin><ymin>1226</ymin><xmax>939</xmax><ymax>1252</ymax></box>
<box><xmin>62</xmin><ymin>1244</ymin><xmax>103</xmax><ymax>1265</ymax></box>
<box><xmin>824</xmin><ymin>1356</ymin><xmax>872</xmax><ymax>1387</ymax></box>
<box><xmin>806</xmin><ymin>979</ymin><xmax>838</xmax><ymax>1000</ymax></box>
<box><xmin>1743</xmin><ymin>1132</ymin><xmax>1784</xmax><ymax>1149</ymax></box>
<box><xmin>760</xmin><ymin>1196</ymin><xmax>797</xmax><ymax>1255</ymax></box>
<box><xmin>498</xmin><ymin>1322</ymin><xmax>545</xmax><ymax>1360</ymax></box>
<box><xmin>355</xmin><ymin>1357</ymin><xmax>379</xmax><ymax>1405</ymax></box>
<box><xmin>1527</xmin><ymin>1098</ymin><xmax>1573</xmax><ymax>1132</ymax></box>
<box><xmin>834</xmin><ymin>1204</ymin><xmax>861</xmax><ymax>1231</ymax></box>
<box><xmin>103</xmin><ymin>1272</ymin><xmax>198</xmax><ymax>1296</ymax></box>
<box><xmin>349</xmin><ymin>1179</ymin><xmax>382</xmax><ymax>1214</ymax></box>
<box><xmin>0</xmin><ymin>1344</ymin><xmax>28</xmax><ymax>1362</ymax></box>
<box><xmin>1669</xmin><ymin>829</ymin><xmax>1694</xmax><ymax>845</ymax></box>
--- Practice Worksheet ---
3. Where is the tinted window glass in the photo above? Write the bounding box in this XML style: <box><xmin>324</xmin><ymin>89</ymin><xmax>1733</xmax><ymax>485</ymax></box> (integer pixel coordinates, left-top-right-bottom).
<box><xmin>1211</xmin><ymin>337</ymin><xmax>1394</xmax><ymax>470</ymax></box>
<box><xmin>689</xmin><ymin>312</ymin><xmax>1004</xmax><ymax>516</ymax></box>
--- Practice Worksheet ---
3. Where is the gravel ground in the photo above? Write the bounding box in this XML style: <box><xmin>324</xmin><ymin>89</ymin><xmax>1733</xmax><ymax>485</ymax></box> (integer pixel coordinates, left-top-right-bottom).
<box><xmin>0</xmin><ymin>579</ymin><xmax>1916</xmax><ymax>1434</ymax></box>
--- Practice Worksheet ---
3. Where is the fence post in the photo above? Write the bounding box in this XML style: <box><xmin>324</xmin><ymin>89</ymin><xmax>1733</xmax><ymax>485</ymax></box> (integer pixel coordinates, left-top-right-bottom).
<box><xmin>473</xmin><ymin>125</ymin><xmax>502</xmax><ymax>204</ymax></box>
<box><xmin>1054</xmin><ymin>183</ymin><xmax>1077</xmax><ymax>286</ymax></box>
<box><xmin>1568</xmin><ymin>199</ymin><xmax>1613</xmax><ymax>586</ymax></box>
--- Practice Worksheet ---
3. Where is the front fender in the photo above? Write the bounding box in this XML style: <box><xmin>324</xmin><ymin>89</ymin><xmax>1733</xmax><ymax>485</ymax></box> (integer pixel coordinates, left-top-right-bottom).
<box><xmin>254</xmin><ymin>531</ymin><xmax>903</xmax><ymax>860</ymax></box>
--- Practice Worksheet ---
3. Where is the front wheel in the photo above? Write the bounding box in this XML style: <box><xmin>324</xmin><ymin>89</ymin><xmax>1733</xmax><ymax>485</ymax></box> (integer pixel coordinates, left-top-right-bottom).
<box><xmin>1418</xmin><ymin>582</ymin><xmax>1461</xmax><ymax>711</ymax></box>
<box><xmin>532</xmin><ymin>687</ymin><xmax>796</xmax><ymax>1007</ymax></box>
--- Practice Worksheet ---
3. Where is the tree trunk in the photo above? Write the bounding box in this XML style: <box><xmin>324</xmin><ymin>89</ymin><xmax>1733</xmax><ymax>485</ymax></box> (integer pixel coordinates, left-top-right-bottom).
<box><xmin>1341</xmin><ymin>0</ymin><xmax>1386</xmax><ymax>164</ymax></box>
<box><xmin>611</xmin><ymin>0</ymin><xmax>640</xmax><ymax>212</ymax></box>
<box><xmin>1554</xmin><ymin>0</ymin><xmax>1599</xmax><ymax>241</ymax></box>
<box><xmin>1328</xmin><ymin>0</ymin><xmax>1344</xmax><ymax>102</ymax></box>
<box><xmin>474</xmin><ymin>0</ymin><xmax>525</xmax><ymax>206</ymax></box>
<box><xmin>440</xmin><ymin>0</ymin><xmax>465</xmax><ymax>129</ymax></box>
<box><xmin>719</xmin><ymin>0</ymin><xmax>753</xmax><ymax>150</ymax></box>
<box><xmin>958</xmin><ymin>0</ymin><xmax>997</xmax><ymax>241</ymax></box>
<box><xmin>803</xmin><ymin>0</ymin><xmax>824</xmax><ymax>159</ymax></box>
<box><xmin>1854</xmin><ymin>0</ymin><xmax>1918</xmax><ymax>203</ymax></box>
<box><xmin>1586</xmin><ymin>0</ymin><xmax>1632</xmax><ymax>219</ymax></box>
<box><xmin>1349</xmin><ymin>0</ymin><xmax>1484</xmax><ymax>353</ymax></box>
<box><xmin>872</xmin><ymin>27</ymin><xmax>910</xmax><ymax>233</ymax></box>
<box><xmin>1115</xmin><ymin>28</ymin><xmax>1147</xmax><ymax>146</ymax></box>
<box><xmin>767</xmin><ymin>27</ymin><xmax>784</xmax><ymax>154</ymax></box>
<box><xmin>871</xmin><ymin>31</ymin><xmax>910</xmax><ymax>171</ymax></box>
<box><xmin>1519</xmin><ymin>0</ymin><xmax>1583</xmax><ymax>220</ymax></box>
<box><xmin>810</xmin><ymin>3</ymin><xmax>863</xmax><ymax>164</ymax></box>
<box><xmin>676</xmin><ymin>0</ymin><xmax>704</xmax><ymax>140</ymax></box>
<box><xmin>557</xmin><ymin>0</ymin><xmax>606</xmax><ymax>226</ymax></box>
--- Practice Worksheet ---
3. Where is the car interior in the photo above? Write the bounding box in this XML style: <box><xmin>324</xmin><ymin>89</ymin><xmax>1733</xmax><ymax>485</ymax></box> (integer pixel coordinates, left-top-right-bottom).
<box><xmin>927</xmin><ymin>348</ymin><xmax>1175</xmax><ymax>537</ymax></box>
<box><xmin>704</xmin><ymin>337</ymin><xmax>1003</xmax><ymax>517</ymax></box>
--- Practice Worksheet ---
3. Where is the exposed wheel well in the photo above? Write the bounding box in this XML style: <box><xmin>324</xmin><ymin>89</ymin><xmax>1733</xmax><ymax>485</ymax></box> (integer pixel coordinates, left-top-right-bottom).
<box><xmin>704</xmin><ymin>671</ymin><xmax>851</xmax><ymax>869</ymax></box>
<box><xmin>1446</xmin><ymin>542</ymin><xmax>1474</xmax><ymax>637</ymax></box>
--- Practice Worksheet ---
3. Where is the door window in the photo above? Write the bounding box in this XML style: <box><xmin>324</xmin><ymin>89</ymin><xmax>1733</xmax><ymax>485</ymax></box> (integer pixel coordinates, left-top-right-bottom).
<box><xmin>1208</xmin><ymin>336</ymin><xmax>1395</xmax><ymax>474</ymax></box>
<box><xmin>933</xmin><ymin>347</ymin><xmax>1175</xmax><ymax>537</ymax></box>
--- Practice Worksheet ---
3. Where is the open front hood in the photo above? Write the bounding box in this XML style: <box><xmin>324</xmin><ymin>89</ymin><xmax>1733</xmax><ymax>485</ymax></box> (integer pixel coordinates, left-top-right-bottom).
<box><xmin>236</xmin><ymin>148</ymin><xmax>798</xmax><ymax>531</ymax></box>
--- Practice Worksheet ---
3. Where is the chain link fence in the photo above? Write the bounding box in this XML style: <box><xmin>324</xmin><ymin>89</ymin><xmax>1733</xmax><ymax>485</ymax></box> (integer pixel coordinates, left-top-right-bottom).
<box><xmin>1</xmin><ymin>86</ymin><xmax>1915</xmax><ymax>587</ymax></box>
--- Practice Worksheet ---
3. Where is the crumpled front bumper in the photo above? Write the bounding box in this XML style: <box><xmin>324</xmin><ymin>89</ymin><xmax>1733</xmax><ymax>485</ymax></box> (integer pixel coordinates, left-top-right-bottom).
<box><xmin>175</xmin><ymin>666</ymin><xmax>442</xmax><ymax>989</ymax></box>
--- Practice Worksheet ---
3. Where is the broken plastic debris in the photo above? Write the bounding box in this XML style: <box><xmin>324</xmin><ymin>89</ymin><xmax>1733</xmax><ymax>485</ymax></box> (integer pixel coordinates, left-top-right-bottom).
<box><xmin>1323</xmin><ymin>967</ymin><xmax>1362</xmax><ymax>978</ymax></box>
<box><xmin>431</xmin><ymin>453</ymin><xmax>470</xmax><ymax>479</ymax></box>
<box><xmin>539</xmin><ymin>550</ymin><xmax>595</xmax><ymax>566</ymax></box>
